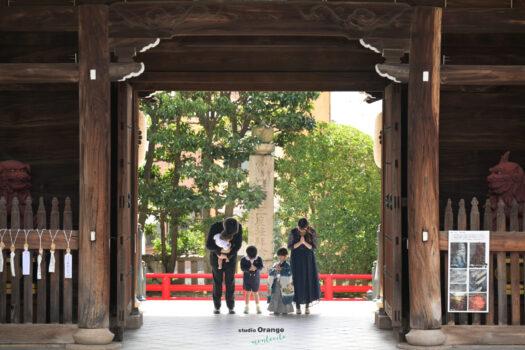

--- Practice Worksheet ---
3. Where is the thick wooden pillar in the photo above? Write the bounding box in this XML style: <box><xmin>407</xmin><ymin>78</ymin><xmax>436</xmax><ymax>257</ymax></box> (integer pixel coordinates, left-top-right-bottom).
<box><xmin>406</xmin><ymin>6</ymin><xmax>443</xmax><ymax>342</ymax></box>
<box><xmin>78</xmin><ymin>5</ymin><xmax>111</xmax><ymax>331</ymax></box>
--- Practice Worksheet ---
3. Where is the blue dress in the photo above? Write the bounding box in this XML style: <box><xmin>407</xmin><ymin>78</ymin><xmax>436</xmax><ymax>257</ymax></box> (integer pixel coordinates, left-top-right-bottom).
<box><xmin>288</xmin><ymin>228</ymin><xmax>321</xmax><ymax>306</ymax></box>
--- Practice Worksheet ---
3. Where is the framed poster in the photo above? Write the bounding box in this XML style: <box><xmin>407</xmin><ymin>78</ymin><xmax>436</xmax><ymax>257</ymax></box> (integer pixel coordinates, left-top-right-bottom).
<box><xmin>448</xmin><ymin>230</ymin><xmax>489</xmax><ymax>313</ymax></box>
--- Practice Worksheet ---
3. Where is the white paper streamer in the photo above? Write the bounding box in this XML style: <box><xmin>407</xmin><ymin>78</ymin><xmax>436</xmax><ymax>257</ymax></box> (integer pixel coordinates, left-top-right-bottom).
<box><xmin>10</xmin><ymin>251</ymin><xmax>15</xmax><ymax>277</ymax></box>
<box><xmin>37</xmin><ymin>253</ymin><xmax>42</xmax><ymax>280</ymax></box>
<box><xmin>37</xmin><ymin>230</ymin><xmax>44</xmax><ymax>280</ymax></box>
<box><xmin>49</xmin><ymin>250</ymin><xmax>55</xmax><ymax>273</ymax></box>
<box><xmin>0</xmin><ymin>229</ymin><xmax>5</xmax><ymax>273</ymax></box>
<box><xmin>64</xmin><ymin>253</ymin><xmax>72</xmax><ymax>279</ymax></box>
<box><xmin>22</xmin><ymin>249</ymin><xmax>30</xmax><ymax>275</ymax></box>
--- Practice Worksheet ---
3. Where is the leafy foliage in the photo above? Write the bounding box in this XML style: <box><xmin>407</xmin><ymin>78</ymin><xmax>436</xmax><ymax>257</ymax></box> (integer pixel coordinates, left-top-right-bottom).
<box><xmin>139</xmin><ymin>91</ymin><xmax>319</xmax><ymax>270</ymax></box>
<box><xmin>275</xmin><ymin>123</ymin><xmax>380</xmax><ymax>274</ymax></box>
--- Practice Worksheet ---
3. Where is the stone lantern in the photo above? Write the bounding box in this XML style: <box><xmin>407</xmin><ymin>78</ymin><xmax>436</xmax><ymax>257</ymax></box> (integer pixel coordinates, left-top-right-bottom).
<box><xmin>252</xmin><ymin>125</ymin><xmax>275</xmax><ymax>155</ymax></box>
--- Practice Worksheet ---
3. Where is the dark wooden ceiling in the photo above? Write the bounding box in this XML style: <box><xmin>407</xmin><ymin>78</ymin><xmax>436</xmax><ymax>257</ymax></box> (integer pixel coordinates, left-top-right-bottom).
<box><xmin>1</xmin><ymin>0</ymin><xmax>524</xmax><ymax>92</ymax></box>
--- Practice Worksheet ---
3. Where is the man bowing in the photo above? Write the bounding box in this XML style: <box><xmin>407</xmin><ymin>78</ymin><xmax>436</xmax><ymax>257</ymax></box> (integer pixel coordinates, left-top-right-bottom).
<box><xmin>206</xmin><ymin>217</ymin><xmax>243</xmax><ymax>314</ymax></box>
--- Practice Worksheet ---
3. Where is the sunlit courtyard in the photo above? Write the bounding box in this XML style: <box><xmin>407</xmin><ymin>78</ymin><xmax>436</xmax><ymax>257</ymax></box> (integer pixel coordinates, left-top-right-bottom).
<box><xmin>122</xmin><ymin>301</ymin><xmax>397</xmax><ymax>350</ymax></box>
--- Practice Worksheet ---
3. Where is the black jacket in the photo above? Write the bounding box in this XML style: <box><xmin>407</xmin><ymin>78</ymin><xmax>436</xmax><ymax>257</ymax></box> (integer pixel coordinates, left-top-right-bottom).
<box><xmin>206</xmin><ymin>221</ymin><xmax>243</xmax><ymax>261</ymax></box>
<box><xmin>240</xmin><ymin>256</ymin><xmax>264</xmax><ymax>274</ymax></box>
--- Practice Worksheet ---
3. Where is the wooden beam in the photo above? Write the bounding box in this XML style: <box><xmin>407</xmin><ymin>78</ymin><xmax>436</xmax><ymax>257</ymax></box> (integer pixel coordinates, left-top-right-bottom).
<box><xmin>0</xmin><ymin>63</ymin><xmax>143</xmax><ymax>83</ymax></box>
<box><xmin>444</xmin><ymin>64</ymin><xmax>525</xmax><ymax>85</ymax></box>
<box><xmin>0</xmin><ymin>230</ymin><xmax>78</xmax><ymax>250</ymax></box>
<box><xmin>2</xmin><ymin>4</ymin><xmax>525</xmax><ymax>39</ymax></box>
<box><xmin>78</xmin><ymin>4</ymin><xmax>111</xmax><ymax>330</ymax></box>
<box><xmin>109</xmin><ymin>2</ymin><xmax>412</xmax><ymax>40</ymax></box>
<box><xmin>0</xmin><ymin>324</ymin><xmax>78</xmax><ymax>344</ymax></box>
<box><xmin>1</xmin><ymin>2</ymin><xmax>412</xmax><ymax>39</ymax></box>
<box><xmin>377</xmin><ymin>63</ymin><xmax>525</xmax><ymax>85</ymax></box>
<box><xmin>131</xmin><ymin>71</ymin><xmax>388</xmax><ymax>92</ymax></box>
<box><xmin>0</xmin><ymin>83</ymin><xmax>77</xmax><ymax>91</ymax></box>
<box><xmin>154</xmin><ymin>36</ymin><xmax>361</xmax><ymax>49</ymax></box>
<box><xmin>138</xmin><ymin>48</ymin><xmax>380</xmax><ymax>73</ymax></box>
<box><xmin>442</xmin><ymin>326</ymin><xmax>525</xmax><ymax>345</ymax></box>
<box><xmin>443</xmin><ymin>8</ymin><xmax>525</xmax><ymax>34</ymax></box>
<box><xmin>440</xmin><ymin>231</ymin><xmax>525</xmax><ymax>251</ymax></box>
<box><xmin>406</xmin><ymin>6</ymin><xmax>442</xmax><ymax>333</ymax></box>
<box><xmin>0</xmin><ymin>6</ymin><xmax>77</xmax><ymax>32</ymax></box>
<box><xmin>0</xmin><ymin>63</ymin><xmax>78</xmax><ymax>84</ymax></box>
<box><xmin>398</xmin><ymin>0</ymin><xmax>510</xmax><ymax>7</ymax></box>
<box><xmin>3</xmin><ymin>4</ymin><xmax>525</xmax><ymax>40</ymax></box>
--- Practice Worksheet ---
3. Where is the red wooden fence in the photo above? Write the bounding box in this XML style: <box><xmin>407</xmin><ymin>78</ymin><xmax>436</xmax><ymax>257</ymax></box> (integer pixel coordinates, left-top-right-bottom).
<box><xmin>146</xmin><ymin>273</ymin><xmax>372</xmax><ymax>301</ymax></box>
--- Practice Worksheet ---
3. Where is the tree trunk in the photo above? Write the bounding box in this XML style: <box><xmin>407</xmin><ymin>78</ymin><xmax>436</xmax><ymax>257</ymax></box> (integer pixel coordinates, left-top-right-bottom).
<box><xmin>202</xmin><ymin>208</ymin><xmax>212</xmax><ymax>273</ymax></box>
<box><xmin>160</xmin><ymin>214</ymin><xmax>168</xmax><ymax>272</ymax></box>
<box><xmin>225</xmin><ymin>106</ymin><xmax>240</xmax><ymax>218</ymax></box>
<box><xmin>224</xmin><ymin>160</ymin><xmax>240</xmax><ymax>218</ymax></box>
<box><xmin>168</xmin><ymin>216</ymin><xmax>179</xmax><ymax>273</ymax></box>
<box><xmin>138</xmin><ymin>114</ymin><xmax>159</xmax><ymax>229</ymax></box>
<box><xmin>224</xmin><ymin>170</ymin><xmax>235</xmax><ymax>218</ymax></box>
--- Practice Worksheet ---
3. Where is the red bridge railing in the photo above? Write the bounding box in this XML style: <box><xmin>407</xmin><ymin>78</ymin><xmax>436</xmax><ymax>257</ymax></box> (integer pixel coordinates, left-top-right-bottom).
<box><xmin>145</xmin><ymin>273</ymin><xmax>372</xmax><ymax>301</ymax></box>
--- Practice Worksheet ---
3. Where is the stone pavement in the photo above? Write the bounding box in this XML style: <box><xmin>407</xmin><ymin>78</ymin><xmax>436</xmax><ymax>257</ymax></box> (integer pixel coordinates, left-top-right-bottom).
<box><xmin>122</xmin><ymin>300</ymin><xmax>398</xmax><ymax>350</ymax></box>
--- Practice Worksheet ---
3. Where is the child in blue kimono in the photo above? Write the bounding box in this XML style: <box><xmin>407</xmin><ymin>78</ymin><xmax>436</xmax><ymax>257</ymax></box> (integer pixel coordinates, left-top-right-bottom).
<box><xmin>240</xmin><ymin>245</ymin><xmax>264</xmax><ymax>314</ymax></box>
<box><xmin>267</xmin><ymin>247</ymin><xmax>294</xmax><ymax>315</ymax></box>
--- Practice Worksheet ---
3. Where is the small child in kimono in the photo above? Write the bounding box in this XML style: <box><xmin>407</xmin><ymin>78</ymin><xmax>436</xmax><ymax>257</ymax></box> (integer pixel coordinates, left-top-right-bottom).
<box><xmin>267</xmin><ymin>247</ymin><xmax>294</xmax><ymax>315</ymax></box>
<box><xmin>214</xmin><ymin>231</ymin><xmax>232</xmax><ymax>270</ymax></box>
<box><xmin>240</xmin><ymin>245</ymin><xmax>264</xmax><ymax>314</ymax></box>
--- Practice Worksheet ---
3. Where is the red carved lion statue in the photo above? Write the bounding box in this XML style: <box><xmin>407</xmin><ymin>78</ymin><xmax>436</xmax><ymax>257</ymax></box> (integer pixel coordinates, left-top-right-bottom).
<box><xmin>487</xmin><ymin>151</ymin><xmax>525</xmax><ymax>229</ymax></box>
<box><xmin>0</xmin><ymin>160</ymin><xmax>33</xmax><ymax>219</ymax></box>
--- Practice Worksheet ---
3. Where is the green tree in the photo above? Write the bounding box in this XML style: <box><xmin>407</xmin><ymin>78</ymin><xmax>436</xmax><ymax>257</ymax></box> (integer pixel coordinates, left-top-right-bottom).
<box><xmin>139</xmin><ymin>92</ymin><xmax>204</xmax><ymax>271</ymax></box>
<box><xmin>275</xmin><ymin>122</ymin><xmax>380</xmax><ymax>274</ymax></box>
<box><xmin>139</xmin><ymin>91</ymin><xmax>320</xmax><ymax>272</ymax></box>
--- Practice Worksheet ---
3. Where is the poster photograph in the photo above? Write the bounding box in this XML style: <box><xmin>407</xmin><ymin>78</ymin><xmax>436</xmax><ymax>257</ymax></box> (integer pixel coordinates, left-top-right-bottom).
<box><xmin>469</xmin><ymin>269</ymin><xmax>487</xmax><ymax>293</ymax></box>
<box><xmin>449</xmin><ymin>293</ymin><xmax>468</xmax><ymax>312</ymax></box>
<box><xmin>468</xmin><ymin>293</ymin><xmax>488</xmax><ymax>312</ymax></box>
<box><xmin>450</xmin><ymin>284</ymin><xmax>467</xmax><ymax>292</ymax></box>
<box><xmin>450</xmin><ymin>242</ymin><xmax>467</xmax><ymax>268</ymax></box>
<box><xmin>469</xmin><ymin>242</ymin><xmax>487</xmax><ymax>268</ymax></box>
<box><xmin>450</xmin><ymin>269</ymin><xmax>467</xmax><ymax>284</ymax></box>
<box><xmin>448</xmin><ymin>230</ymin><xmax>490</xmax><ymax>313</ymax></box>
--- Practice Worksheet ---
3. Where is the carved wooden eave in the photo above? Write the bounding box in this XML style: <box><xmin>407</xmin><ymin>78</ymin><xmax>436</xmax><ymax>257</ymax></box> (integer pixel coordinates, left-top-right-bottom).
<box><xmin>376</xmin><ymin>63</ymin><xmax>525</xmax><ymax>85</ymax></box>
<box><xmin>359</xmin><ymin>38</ymin><xmax>410</xmax><ymax>58</ymax></box>
<box><xmin>114</xmin><ymin>62</ymin><xmax>145</xmax><ymax>82</ymax></box>
<box><xmin>0</xmin><ymin>62</ymin><xmax>145</xmax><ymax>84</ymax></box>
<box><xmin>110</xmin><ymin>38</ymin><xmax>161</xmax><ymax>59</ymax></box>
<box><xmin>0</xmin><ymin>2</ymin><xmax>412</xmax><ymax>39</ymax></box>
<box><xmin>3</xmin><ymin>4</ymin><xmax>525</xmax><ymax>38</ymax></box>
<box><xmin>109</xmin><ymin>2</ymin><xmax>413</xmax><ymax>40</ymax></box>
<box><xmin>359</xmin><ymin>38</ymin><xmax>381</xmax><ymax>54</ymax></box>
<box><xmin>130</xmin><ymin>71</ymin><xmax>387</xmax><ymax>92</ymax></box>
<box><xmin>375</xmin><ymin>63</ymin><xmax>402</xmax><ymax>83</ymax></box>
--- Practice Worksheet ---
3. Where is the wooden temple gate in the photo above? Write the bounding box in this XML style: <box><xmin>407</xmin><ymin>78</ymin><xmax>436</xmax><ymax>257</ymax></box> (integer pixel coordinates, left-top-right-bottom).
<box><xmin>0</xmin><ymin>0</ymin><xmax>524</xmax><ymax>347</ymax></box>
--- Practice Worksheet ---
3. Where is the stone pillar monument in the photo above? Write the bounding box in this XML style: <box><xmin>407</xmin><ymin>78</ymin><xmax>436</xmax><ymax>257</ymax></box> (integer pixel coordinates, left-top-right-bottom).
<box><xmin>248</xmin><ymin>126</ymin><xmax>275</xmax><ymax>273</ymax></box>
